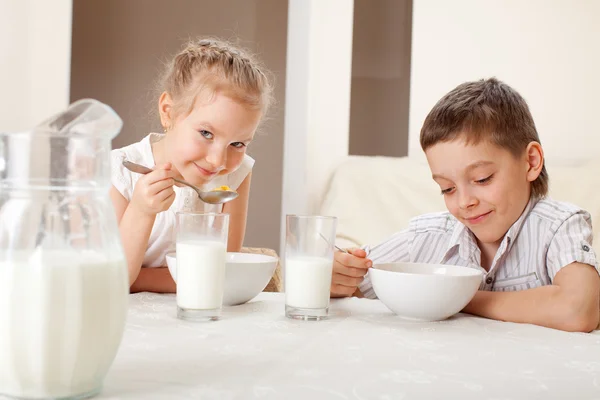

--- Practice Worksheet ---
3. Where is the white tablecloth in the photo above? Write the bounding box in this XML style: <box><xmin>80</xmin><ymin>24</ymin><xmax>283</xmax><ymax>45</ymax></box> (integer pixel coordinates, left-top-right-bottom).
<box><xmin>98</xmin><ymin>293</ymin><xmax>600</xmax><ymax>399</ymax></box>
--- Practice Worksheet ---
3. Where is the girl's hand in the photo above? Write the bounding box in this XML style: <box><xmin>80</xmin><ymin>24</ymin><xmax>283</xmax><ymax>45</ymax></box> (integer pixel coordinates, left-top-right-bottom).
<box><xmin>130</xmin><ymin>163</ymin><xmax>176</xmax><ymax>216</ymax></box>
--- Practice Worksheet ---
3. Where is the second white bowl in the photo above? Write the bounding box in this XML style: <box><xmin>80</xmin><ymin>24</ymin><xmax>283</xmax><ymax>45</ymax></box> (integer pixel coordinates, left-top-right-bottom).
<box><xmin>166</xmin><ymin>252</ymin><xmax>278</xmax><ymax>306</ymax></box>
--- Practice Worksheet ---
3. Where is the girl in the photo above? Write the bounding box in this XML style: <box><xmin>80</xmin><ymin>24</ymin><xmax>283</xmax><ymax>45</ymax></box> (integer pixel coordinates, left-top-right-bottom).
<box><xmin>110</xmin><ymin>38</ymin><xmax>273</xmax><ymax>293</ymax></box>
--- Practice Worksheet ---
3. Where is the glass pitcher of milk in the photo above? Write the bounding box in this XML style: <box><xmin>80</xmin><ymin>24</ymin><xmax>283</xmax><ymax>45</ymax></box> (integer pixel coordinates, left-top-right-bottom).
<box><xmin>0</xmin><ymin>100</ymin><xmax>129</xmax><ymax>399</ymax></box>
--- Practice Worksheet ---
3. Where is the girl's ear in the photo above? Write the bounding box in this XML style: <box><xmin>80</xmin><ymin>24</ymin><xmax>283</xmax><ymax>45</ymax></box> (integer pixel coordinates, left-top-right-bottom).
<box><xmin>158</xmin><ymin>92</ymin><xmax>174</xmax><ymax>131</ymax></box>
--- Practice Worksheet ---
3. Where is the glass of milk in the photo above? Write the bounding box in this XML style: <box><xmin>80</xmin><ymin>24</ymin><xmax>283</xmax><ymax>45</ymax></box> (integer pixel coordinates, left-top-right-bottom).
<box><xmin>284</xmin><ymin>215</ymin><xmax>337</xmax><ymax>320</ymax></box>
<box><xmin>176</xmin><ymin>212</ymin><xmax>229</xmax><ymax>321</ymax></box>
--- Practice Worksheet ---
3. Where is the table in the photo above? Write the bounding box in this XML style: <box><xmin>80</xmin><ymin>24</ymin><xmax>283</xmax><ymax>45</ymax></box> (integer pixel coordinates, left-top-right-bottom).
<box><xmin>99</xmin><ymin>293</ymin><xmax>600</xmax><ymax>399</ymax></box>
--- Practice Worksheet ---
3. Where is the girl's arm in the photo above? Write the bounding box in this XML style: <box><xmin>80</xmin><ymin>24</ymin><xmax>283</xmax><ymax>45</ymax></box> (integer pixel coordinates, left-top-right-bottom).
<box><xmin>130</xmin><ymin>267</ymin><xmax>176</xmax><ymax>293</ymax></box>
<box><xmin>110</xmin><ymin>186</ymin><xmax>155</xmax><ymax>285</ymax></box>
<box><xmin>463</xmin><ymin>262</ymin><xmax>600</xmax><ymax>332</ymax></box>
<box><xmin>110</xmin><ymin>163</ymin><xmax>176</xmax><ymax>288</ymax></box>
<box><xmin>222</xmin><ymin>173</ymin><xmax>252</xmax><ymax>252</ymax></box>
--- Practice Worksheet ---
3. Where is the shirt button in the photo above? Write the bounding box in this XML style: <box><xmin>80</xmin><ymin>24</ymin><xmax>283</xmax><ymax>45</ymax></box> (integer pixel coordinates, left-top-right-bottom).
<box><xmin>485</xmin><ymin>276</ymin><xmax>493</xmax><ymax>284</ymax></box>
<box><xmin>582</xmin><ymin>244</ymin><xmax>590</xmax><ymax>252</ymax></box>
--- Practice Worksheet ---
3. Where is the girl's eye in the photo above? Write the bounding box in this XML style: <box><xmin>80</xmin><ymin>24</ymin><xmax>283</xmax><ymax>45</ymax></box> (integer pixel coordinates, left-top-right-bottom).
<box><xmin>441</xmin><ymin>187</ymin><xmax>455</xmax><ymax>195</ymax></box>
<box><xmin>475</xmin><ymin>175</ymin><xmax>493</xmax><ymax>184</ymax></box>
<box><xmin>231</xmin><ymin>142</ymin><xmax>246</xmax><ymax>149</ymax></box>
<box><xmin>200</xmin><ymin>130</ymin><xmax>213</xmax><ymax>139</ymax></box>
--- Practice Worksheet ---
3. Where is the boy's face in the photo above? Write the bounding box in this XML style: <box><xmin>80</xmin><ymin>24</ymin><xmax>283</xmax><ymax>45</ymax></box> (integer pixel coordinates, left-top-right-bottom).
<box><xmin>425</xmin><ymin>137</ymin><xmax>536</xmax><ymax>246</ymax></box>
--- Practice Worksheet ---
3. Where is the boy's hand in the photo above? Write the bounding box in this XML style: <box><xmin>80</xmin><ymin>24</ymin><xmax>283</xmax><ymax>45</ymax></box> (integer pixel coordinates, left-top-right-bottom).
<box><xmin>130</xmin><ymin>163</ymin><xmax>176</xmax><ymax>216</ymax></box>
<box><xmin>331</xmin><ymin>248</ymin><xmax>372</xmax><ymax>297</ymax></box>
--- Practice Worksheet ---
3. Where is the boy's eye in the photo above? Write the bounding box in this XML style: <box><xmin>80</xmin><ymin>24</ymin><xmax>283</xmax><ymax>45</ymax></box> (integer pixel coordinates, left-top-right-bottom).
<box><xmin>475</xmin><ymin>175</ymin><xmax>493</xmax><ymax>184</ymax></box>
<box><xmin>199</xmin><ymin>130</ymin><xmax>213</xmax><ymax>139</ymax></box>
<box><xmin>231</xmin><ymin>142</ymin><xmax>246</xmax><ymax>149</ymax></box>
<box><xmin>441</xmin><ymin>187</ymin><xmax>455</xmax><ymax>195</ymax></box>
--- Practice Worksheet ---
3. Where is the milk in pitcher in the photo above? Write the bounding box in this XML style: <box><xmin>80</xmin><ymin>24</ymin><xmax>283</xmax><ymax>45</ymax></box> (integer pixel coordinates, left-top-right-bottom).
<box><xmin>0</xmin><ymin>250</ymin><xmax>128</xmax><ymax>399</ymax></box>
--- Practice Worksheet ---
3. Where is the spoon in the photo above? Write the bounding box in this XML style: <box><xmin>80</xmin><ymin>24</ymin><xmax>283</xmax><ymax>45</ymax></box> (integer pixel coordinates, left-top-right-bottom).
<box><xmin>319</xmin><ymin>233</ymin><xmax>351</xmax><ymax>254</ymax></box>
<box><xmin>122</xmin><ymin>160</ymin><xmax>239</xmax><ymax>205</ymax></box>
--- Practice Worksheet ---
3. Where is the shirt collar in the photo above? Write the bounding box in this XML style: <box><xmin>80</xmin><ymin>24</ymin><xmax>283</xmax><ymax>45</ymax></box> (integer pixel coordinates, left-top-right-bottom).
<box><xmin>498</xmin><ymin>197</ymin><xmax>538</xmax><ymax>255</ymax></box>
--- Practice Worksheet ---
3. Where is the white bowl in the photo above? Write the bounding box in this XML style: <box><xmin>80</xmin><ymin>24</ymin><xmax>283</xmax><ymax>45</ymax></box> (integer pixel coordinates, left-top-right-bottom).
<box><xmin>166</xmin><ymin>252</ymin><xmax>278</xmax><ymax>306</ymax></box>
<box><xmin>370</xmin><ymin>262</ymin><xmax>483</xmax><ymax>321</ymax></box>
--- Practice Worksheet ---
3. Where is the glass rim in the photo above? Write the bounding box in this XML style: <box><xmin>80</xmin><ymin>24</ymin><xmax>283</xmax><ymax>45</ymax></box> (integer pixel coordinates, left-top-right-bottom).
<box><xmin>286</xmin><ymin>214</ymin><xmax>337</xmax><ymax>220</ymax></box>
<box><xmin>176</xmin><ymin>211</ymin><xmax>229</xmax><ymax>217</ymax></box>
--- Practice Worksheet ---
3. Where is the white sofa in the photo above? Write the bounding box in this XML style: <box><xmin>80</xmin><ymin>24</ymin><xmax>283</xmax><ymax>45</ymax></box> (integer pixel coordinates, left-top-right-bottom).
<box><xmin>320</xmin><ymin>156</ymin><xmax>600</xmax><ymax>254</ymax></box>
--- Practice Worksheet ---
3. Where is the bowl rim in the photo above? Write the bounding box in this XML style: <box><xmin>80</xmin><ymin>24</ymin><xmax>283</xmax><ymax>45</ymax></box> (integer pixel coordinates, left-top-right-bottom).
<box><xmin>165</xmin><ymin>251</ymin><xmax>278</xmax><ymax>264</ymax></box>
<box><xmin>371</xmin><ymin>262</ymin><xmax>484</xmax><ymax>278</ymax></box>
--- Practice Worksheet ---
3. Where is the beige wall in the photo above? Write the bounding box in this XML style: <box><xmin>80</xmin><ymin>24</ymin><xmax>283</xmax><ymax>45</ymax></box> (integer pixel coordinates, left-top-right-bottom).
<box><xmin>0</xmin><ymin>0</ymin><xmax>72</xmax><ymax>132</ymax></box>
<box><xmin>408</xmin><ymin>0</ymin><xmax>600</xmax><ymax>164</ymax></box>
<box><xmin>349</xmin><ymin>0</ymin><xmax>412</xmax><ymax>157</ymax></box>
<box><xmin>70</xmin><ymin>0</ymin><xmax>287</xmax><ymax>251</ymax></box>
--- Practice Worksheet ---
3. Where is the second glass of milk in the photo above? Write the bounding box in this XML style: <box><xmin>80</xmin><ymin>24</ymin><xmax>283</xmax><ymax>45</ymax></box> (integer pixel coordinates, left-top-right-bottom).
<box><xmin>175</xmin><ymin>212</ymin><xmax>229</xmax><ymax>321</ymax></box>
<box><xmin>284</xmin><ymin>215</ymin><xmax>337</xmax><ymax>320</ymax></box>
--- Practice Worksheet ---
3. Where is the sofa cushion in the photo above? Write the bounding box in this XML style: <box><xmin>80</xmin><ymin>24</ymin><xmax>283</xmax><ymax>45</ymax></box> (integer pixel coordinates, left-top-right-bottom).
<box><xmin>320</xmin><ymin>156</ymin><xmax>600</xmax><ymax>254</ymax></box>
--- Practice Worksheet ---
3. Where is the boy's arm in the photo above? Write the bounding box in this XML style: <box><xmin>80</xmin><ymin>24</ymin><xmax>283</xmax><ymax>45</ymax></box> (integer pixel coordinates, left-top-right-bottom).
<box><xmin>130</xmin><ymin>267</ymin><xmax>176</xmax><ymax>293</ymax></box>
<box><xmin>463</xmin><ymin>262</ymin><xmax>600</xmax><ymax>332</ymax></box>
<box><xmin>355</xmin><ymin>229</ymin><xmax>411</xmax><ymax>298</ymax></box>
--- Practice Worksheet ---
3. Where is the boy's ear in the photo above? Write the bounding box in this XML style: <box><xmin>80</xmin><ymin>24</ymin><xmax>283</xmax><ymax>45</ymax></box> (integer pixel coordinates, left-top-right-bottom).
<box><xmin>525</xmin><ymin>141</ymin><xmax>544</xmax><ymax>182</ymax></box>
<box><xmin>158</xmin><ymin>92</ymin><xmax>174</xmax><ymax>131</ymax></box>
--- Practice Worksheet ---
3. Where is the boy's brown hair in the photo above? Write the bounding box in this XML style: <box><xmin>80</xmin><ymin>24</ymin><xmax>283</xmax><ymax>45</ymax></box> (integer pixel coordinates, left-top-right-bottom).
<box><xmin>420</xmin><ymin>77</ymin><xmax>548</xmax><ymax>199</ymax></box>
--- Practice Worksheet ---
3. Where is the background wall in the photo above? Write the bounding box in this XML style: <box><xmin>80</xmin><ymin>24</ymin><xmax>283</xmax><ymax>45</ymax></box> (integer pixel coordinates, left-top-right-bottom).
<box><xmin>349</xmin><ymin>0</ymin><xmax>412</xmax><ymax>158</ymax></box>
<box><xmin>409</xmin><ymin>0</ymin><xmax>600</xmax><ymax>166</ymax></box>
<box><xmin>70</xmin><ymin>0</ymin><xmax>288</xmax><ymax>252</ymax></box>
<box><xmin>0</xmin><ymin>0</ymin><xmax>72</xmax><ymax>132</ymax></box>
<box><xmin>4</xmin><ymin>0</ymin><xmax>598</xmax><ymax>253</ymax></box>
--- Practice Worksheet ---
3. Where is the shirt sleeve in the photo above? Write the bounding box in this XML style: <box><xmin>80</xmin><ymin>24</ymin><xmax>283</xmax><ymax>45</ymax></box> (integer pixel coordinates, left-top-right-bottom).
<box><xmin>358</xmin><ymin>228</ymin><xmax>412</xmax><ymax>299</ymax></box>
<box><xmin>110</xmin><ymin>149</ymin><xmax>134</xmax><ymax>201</ymax></box>
<box><xmin>226</xmin><ymin>154</ymin><xmax>255</xmax><ymax>190</ymax></box>
<box><xmin>546</xmin><ymin>210</ymin><xmax>599</xmax><ymax>281</ymax></box>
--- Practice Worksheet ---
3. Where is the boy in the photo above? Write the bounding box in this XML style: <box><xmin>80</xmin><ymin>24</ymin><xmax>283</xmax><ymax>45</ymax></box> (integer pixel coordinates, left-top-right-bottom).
<box><xmin>331</xmin><ymin>78</ymin><xmax>600</xmax><ymax>332</ymax></box>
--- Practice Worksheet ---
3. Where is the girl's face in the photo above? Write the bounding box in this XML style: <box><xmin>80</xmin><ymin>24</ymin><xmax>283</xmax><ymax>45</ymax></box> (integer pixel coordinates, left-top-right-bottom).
<box><xmin>160</xmin><ymin>91</ymin><xmax>262</xmax><ymax>187</ymax></box>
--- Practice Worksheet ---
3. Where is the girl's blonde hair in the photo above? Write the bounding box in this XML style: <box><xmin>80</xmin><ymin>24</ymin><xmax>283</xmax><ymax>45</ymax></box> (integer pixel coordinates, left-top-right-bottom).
<box><xmin>160</xmin><ymin>37</ymin><xmax>273</xmax><ymax>120</ymax></box>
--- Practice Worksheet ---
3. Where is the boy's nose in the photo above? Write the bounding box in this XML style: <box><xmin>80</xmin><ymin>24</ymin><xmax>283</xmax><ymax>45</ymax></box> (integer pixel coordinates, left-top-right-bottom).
<box><xmin>458</xmin><ymin>189</ymin><xmax>478</xmax><ymax>209</ymax></box>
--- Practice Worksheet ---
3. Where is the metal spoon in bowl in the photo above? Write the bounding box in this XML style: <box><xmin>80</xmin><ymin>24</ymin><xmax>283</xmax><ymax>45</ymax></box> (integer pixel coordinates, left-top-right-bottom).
<box><xmin>122</xmin><ymin>160</ymin><xmax>239</xmax><ymax>205</ymax></box>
